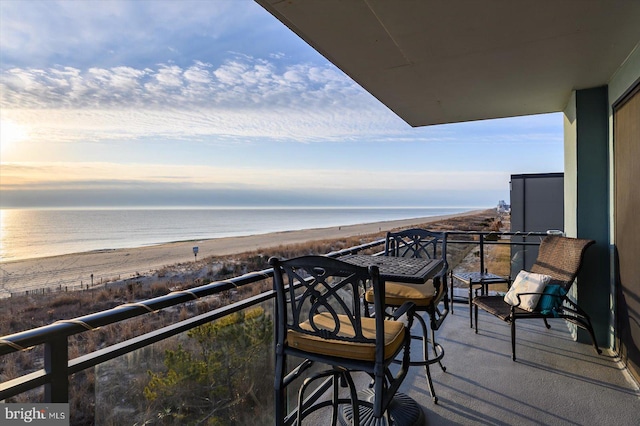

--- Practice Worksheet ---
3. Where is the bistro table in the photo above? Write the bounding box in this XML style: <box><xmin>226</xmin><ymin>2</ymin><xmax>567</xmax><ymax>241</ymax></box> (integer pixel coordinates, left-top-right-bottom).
<box><xmin>450</xmin><ymin>270</ymin><xmax>510</xmax><ymax>327</ymax></box>
<box><xmin>337</xmin><ymin>254</ymin><xmax>442</xmax><ymax>426</ymax></box>
<box><xmin>340</xmin><ymin>254</ymin><xmax>443</xmax><ymax>284</ymax></box>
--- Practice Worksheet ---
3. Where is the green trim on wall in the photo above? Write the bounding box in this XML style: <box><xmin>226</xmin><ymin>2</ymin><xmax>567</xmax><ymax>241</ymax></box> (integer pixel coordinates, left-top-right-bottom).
<box><xmin>575</xmin><ymin>86</ymin><xmax>610</xmax><ymax>344</ymax></box>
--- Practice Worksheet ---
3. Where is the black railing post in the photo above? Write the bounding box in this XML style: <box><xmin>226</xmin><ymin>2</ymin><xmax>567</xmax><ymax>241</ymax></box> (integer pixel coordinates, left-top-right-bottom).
<box><xmin>479</xmin><ymin>234</ymin><xmax>485</xmax><ymax>274</ymax></box>
<box><xmin>45</xmin><ymin>336</ymin><xmax>68</xmax><ymax>402</ymax></box>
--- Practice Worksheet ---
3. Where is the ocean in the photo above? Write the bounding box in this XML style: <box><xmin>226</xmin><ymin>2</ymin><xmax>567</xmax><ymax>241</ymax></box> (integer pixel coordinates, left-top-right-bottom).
<box><xmin>0</xmin><ymin>207</ymin><xmax>475</xmax><ymax>262</ymax></box>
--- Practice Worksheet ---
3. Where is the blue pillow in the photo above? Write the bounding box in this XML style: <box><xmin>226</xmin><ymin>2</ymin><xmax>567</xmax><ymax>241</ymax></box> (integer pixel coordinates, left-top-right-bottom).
<box><xmin>537</xmin><ymin>284</ymin><xmax>567</xmax><ymax>315</ymax></box>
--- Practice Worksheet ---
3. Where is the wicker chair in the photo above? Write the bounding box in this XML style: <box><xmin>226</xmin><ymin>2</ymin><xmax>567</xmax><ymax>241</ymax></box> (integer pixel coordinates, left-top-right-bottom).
<box><xmin>472</xmin><ymin>235</ymin><xmax>601</xmax><ymax>361</ymax></box>
<box><xmin>270</xmin><ymin>255</ymin><xmax>415</xmax><ymax>425</ymax></box>
<box><xmin>364</xmin><ymin>229</ymin><xmax>449</xmax><ymax>403</ymax></box>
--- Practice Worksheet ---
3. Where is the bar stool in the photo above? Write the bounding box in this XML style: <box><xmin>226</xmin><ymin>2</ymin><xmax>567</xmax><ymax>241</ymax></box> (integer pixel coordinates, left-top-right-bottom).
<box><xmin>270</xmin><ymin>255</ymin><xmax>416</xmax><ymax>425</ymax></box>
<box><xmin>365</xmin><ymin>229</ymin><xmax>449</xmax><ymax>403</ymax></box>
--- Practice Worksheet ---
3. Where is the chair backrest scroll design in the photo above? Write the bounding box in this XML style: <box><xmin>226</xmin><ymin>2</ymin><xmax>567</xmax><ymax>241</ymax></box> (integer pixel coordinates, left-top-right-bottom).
<box><xmin>272</xmin><ymin>255</ymin><xmax>383</xmax><ymax>349</ymax></box>
<box><xmin>385</xmin><ymin>228</ymin><xmax>446</xmax><ymax>261</ymax></box>
<box><xmin>385</xmin><ymin>228</ymin><xmax>449</xmax><ymax>288</ymax></box>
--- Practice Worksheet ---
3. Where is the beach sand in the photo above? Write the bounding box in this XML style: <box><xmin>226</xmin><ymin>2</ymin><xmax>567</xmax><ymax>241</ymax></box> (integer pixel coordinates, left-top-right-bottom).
<box><xmin>0</xmin><ymin>210</ymin><xmax>488</xmax><ymax>296</ymax></box>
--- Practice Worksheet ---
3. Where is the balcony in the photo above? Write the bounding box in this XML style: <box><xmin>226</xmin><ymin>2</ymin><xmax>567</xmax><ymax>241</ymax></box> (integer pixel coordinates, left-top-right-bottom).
<box><xmin>1</xmin><ymin>233</ymin><xmax>638</xmax><ymax>425</ymax></box>
<box><xmin>352</xmin><ymin>303</ymin><xmax>638</xmax><ymax>425</ymax></box>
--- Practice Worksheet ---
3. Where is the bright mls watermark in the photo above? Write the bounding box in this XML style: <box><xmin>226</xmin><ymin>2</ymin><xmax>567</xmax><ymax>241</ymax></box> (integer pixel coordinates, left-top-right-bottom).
<box><xmin>1</xmin><ymin>404</ymin><xmax>69</xmax><ymax>425</ymax></box>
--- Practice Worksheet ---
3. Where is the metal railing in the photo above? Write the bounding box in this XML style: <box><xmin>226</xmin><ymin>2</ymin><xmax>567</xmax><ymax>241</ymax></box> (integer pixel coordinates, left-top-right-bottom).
<box><xmin>0</xmin><ymin>229</ymin><xmax>553</xmax><ymax>423</ymax></box>
<box><xmin>445</xmin><ymin>230</ymin><xmax>550</xmax><ymax>276</ymax></box>
<box><xmin>0</xmin><ymin>239</ymin><xmax>385</xmax><ymax>404</ymax></box>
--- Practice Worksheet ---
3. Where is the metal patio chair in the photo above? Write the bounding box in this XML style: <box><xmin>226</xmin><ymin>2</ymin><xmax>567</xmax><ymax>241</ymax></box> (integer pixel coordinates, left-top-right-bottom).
<box><xmin>365</xmin><ymin>228</ymin><xmax>449</xmax><ymax>403</ymax></box>
<box><xmin>270</xmin><ymin>255</ymin><xmax>415</xmax><ymax>425</ymax></box>
<box><xmin>472</xmin><ymin>235</ymin><xmax>601</xmax><ymax>360</ymax></box>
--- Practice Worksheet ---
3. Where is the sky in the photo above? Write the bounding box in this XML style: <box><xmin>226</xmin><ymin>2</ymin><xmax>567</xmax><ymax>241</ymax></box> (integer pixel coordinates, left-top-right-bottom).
<box><xmin>0</xmin><ymin>0</ymin><xmax>564</xmax><ymax>209</ymax></box>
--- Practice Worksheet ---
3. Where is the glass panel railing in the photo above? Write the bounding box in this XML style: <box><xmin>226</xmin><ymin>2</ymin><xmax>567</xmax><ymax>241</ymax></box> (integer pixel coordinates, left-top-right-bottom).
<box><xmin>447</xmin><ymin>233</ymin><xmax>545</xmax><ymax>302</ymax></box>
<box><xmin>0</xmin><ymin>386</ymin><xmax>45</xmax><ymax>404</ymax></box>
<box><xmin>94</xmin><ymin>300</ymin><xmax>275</xmax><ymax>425</ymax></box>
<box><xmin>0</xmin><ymin>346</ymin><xmax>44</xmax><ymax>385</ymax></box>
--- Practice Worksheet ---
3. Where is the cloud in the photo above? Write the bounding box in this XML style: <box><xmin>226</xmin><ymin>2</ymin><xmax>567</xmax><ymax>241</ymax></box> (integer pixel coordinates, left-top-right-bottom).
<box><xmin>0</xmin><ymin>1</ymin><xmax>562</xmax><ymax>147</ymax></box>
<box><xmin>0</xmin><ymin>161</ymin><xmax>508</xmax><ymax>194</ymax></box>
<box><xmin>0</xmin><ymin>160</ymin><xmax>509</xmax><ymax>208</ymax></box>
<box><xmin>0</xmin><ymin>0</ymin><xmax>558</xmax><ymax>211</ymax></box>
<box><xmin>0</xmin><ymin>1</ymin><xmax>270</xmax><ymax>69</ymax></box>
<box><xmin>0</xmin><ymin>53</ymin><xmax>413</xmax><ymax>143</ymax></box>
<box><xmin>1</xmin><ymin>56</ymin><xmax>364</xmax><ymax>109</ymax></box>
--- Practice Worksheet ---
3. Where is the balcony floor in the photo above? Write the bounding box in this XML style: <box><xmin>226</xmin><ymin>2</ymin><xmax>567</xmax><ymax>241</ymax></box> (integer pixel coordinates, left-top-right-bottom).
<box><xmin>304</xmin><ymin>302</ymin><xmax>639</xmax><ymax>425</ymax></box>
<box><xmin>398</xmin><ymin>303</ymin><xmax>640</xmax><ymax>425</ymax></box>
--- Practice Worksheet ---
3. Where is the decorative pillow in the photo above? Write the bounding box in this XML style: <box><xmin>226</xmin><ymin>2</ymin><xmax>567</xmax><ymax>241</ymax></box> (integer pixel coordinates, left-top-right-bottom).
<box><xmin>537</xmin><ymin>284</ymin><xmax>567</xmax><ymax>315</ymax></box>
<box><xmin>503</xmin><ymin>270</ymin><xmax>551</xmax><ymax>312</ymax></box>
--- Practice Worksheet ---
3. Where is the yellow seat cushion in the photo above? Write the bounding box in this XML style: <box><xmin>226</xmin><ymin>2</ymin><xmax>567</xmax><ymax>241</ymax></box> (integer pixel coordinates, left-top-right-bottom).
<box><xmin>287</xmin><ymin>312</ymin><xmax>406</xmax><ymax>361</ymax></box>
<box><xmin>366</xmin><ymin>280</ymin><xmax>437</xmax><ymax>307</ymax></box>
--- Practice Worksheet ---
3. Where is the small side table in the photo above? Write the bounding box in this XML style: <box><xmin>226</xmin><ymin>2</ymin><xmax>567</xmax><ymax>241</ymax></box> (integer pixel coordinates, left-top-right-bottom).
<box><xmin>450</xmin><ymin>271</ymin><xmax>510</xmax><ymax>327</ymax></box>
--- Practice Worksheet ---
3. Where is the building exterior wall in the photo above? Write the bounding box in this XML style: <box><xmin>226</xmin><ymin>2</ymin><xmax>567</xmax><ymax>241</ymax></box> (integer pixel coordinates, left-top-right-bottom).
<box><xmin>608</xmin><ymin>43</ymin><xmax>640</xmax><ymax>381</ymax></box>
<box><xmin>563</xmin><ymin>42</ymin><xmax>640</xmax><ymax>354</ymax></box>
<box><xmin>564</xmin><ymin>92</ymin><xmax>578</xmax><ymax>239</ymax></box>
<box><xmin>563</xmin><ymin>87</ymin><xmax>610</xmax><ymax>346</ymax></box>
<box><xmin>509</xmin><ymin>173</ymin><xmax>564</xmax><ymax>278</ymax></box>
<box><xmin>577</xmin><ymin>86</ymin><xmax>611</xmax><ymax>346</ymax></box>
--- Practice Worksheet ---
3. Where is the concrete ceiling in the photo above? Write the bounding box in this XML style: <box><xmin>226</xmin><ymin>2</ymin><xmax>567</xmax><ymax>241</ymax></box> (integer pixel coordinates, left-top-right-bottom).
<box><xmin>256</xmin><ymin>0</ymin><xmax>640</xmax><ymax>127</ymax></box>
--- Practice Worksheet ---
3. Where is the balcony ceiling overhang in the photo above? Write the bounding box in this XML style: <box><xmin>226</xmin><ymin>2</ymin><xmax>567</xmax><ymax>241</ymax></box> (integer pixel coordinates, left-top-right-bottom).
<box><xmin>256</xmin><ymin>0</ymin><xmax>640</xmax><ymax>127</ymax></box>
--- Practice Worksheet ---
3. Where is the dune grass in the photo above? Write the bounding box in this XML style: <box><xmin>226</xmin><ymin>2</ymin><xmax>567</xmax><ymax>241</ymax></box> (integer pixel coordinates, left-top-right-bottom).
<box><xmin>0</xmin><ymin>209</ymin><xmax>501</xmax><ymax>425</ymax></box>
